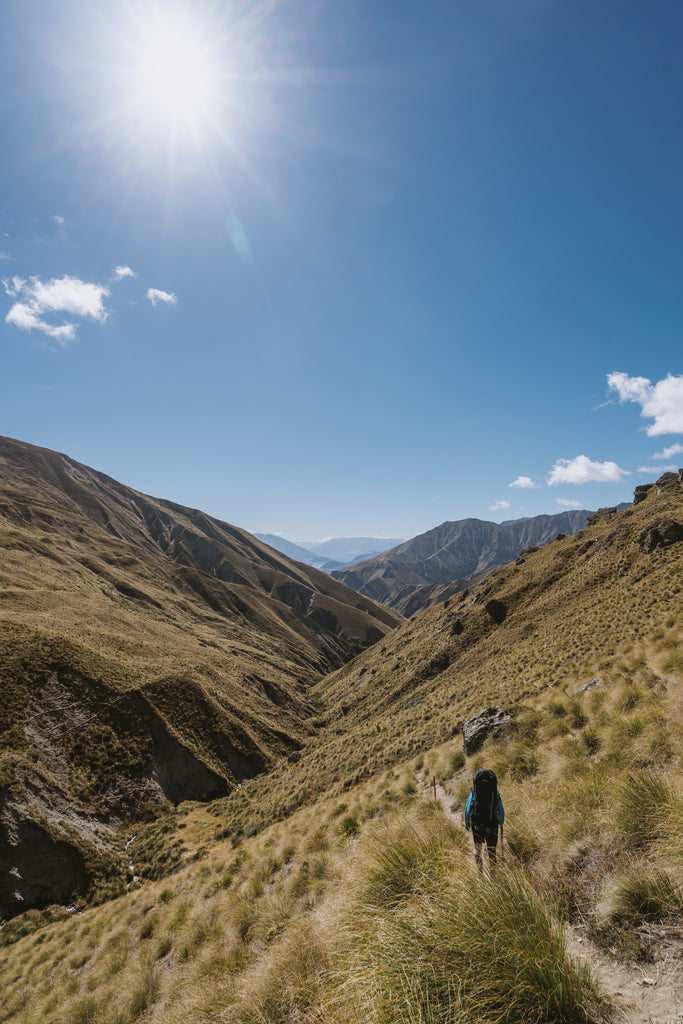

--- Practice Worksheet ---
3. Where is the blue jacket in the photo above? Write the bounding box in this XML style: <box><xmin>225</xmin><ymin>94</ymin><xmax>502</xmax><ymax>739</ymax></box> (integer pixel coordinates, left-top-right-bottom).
<box><xmin>464</xmin><ymin>790</ymin><xmax>504</xmax><ymax>830</ymax></box>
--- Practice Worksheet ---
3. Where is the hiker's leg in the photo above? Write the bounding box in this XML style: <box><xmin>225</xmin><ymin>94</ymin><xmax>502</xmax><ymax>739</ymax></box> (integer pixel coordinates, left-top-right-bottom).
<box><xmin>486</xmin><ymin>837</ymin><xmax>497</xmax><ymax>864</ymax></box>
<box><xmin>473</xmin><ymin>836</ymin><xmax>483</xmax><ymax>870</ymax></box>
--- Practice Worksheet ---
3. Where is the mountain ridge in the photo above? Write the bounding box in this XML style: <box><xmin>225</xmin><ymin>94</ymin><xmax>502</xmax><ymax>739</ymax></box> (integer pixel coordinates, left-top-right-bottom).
<box><xmin>0</xmin><ymin>435</ymin><xmax>402</xmax><ymax>919</ymax></box>
<box><xmin>331</xmin><ymin>508</ymin><xmax>597</xmax><ymax>613</ymax></box>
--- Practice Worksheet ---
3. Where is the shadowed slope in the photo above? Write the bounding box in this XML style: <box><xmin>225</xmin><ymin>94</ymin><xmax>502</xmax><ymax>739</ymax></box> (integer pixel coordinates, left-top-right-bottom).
<box><xmin>0</xmin><ymin>436</ymin><xmax>402</xmax><ymax>918</ymax></box>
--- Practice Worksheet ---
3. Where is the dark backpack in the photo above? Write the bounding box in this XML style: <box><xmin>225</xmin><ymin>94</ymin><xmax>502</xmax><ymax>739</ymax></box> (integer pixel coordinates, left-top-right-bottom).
<box><xmin>470</xmin><ymin>768</ymin><xmax>498</xmax><ymax>830</ymax></box>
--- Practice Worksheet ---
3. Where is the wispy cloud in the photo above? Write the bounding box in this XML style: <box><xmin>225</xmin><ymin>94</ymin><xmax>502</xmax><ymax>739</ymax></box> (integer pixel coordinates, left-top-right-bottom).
<box><xmin>638</xmin><ymin>465</ymin><xmax>676</xmax><ymax>474</ymax></box>
<box><xmin>509</xmin><ymin>476</ymin><xmax>536</xmax><ymax>489</ymax></box>
<box><xmin>491</xmin><ymin>499</ymin><xmax>511</xmax><ymax>511</ymax></box>
<box><xmin>53</xmin><ymin>215</ymin><xmax>65</xmax><ymax>226</ymax></box>
<box><xmin>556</xmin><ymin>498</ymin><xmax>583</xmax><ymax>508</ymax></box>
<box><xmin>3</xmin><ymin>274</ymin><xmax>109</xmax><ymax>342</ymax></box>
<box><xmin>653</xmin><ymin>442</ymin><xmax>683</xmax><ymax>460</ymax></box>
<box><xmin>608</xmin><ymin>371</ymin><xmax>683</xmax><ymax>436</ymax></box>
<box><xmin>147</xmin><ymin>287</ymin><xmax>177</xmax><ymax>306</ymax></box>
<box><xmin>547</xmin><ymin>455</ymin><xmax>629</xmax><ymax>486</ymax></box>
<box><xmin>0</xmin><ymin>251</ymin><xmax>11</xmax><ymax>262</ymax></box>
<box><xmin>114</xmin><ymin>265</ymin><xmax>136</xmax><ymax>280</ymax></box>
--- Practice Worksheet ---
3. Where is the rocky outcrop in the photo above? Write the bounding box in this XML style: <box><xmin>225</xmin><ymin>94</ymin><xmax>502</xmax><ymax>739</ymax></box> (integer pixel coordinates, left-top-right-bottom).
<box><xmin>0</xmin><ymin>788</ymin><xmax>89</xmax><ymax>920</ymax></box>
<box><xmin>485</xmin><ymin>599</ymin><xmax>507</xmax><ymax>625</ymax></box>
<box><xmin>462</xmin><ymin>707</ymin><xmax>511</xmax><ymax>755</ymax></box>
<box><xmin>639</xmin><ymin>520</ymin><xmax>683</xmax><ymax>554</ymax></box>
<box><xmin>634</xmin><ymin>484</ymin><xmax>655</xmax><ymax>505</ymax></box>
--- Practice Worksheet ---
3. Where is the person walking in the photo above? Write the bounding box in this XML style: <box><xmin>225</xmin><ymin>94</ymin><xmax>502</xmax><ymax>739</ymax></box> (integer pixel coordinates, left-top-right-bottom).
<box><xmin>464</xmin><ymin>768</ymin><xmax>504</xmax><ymax>870</ymax></box>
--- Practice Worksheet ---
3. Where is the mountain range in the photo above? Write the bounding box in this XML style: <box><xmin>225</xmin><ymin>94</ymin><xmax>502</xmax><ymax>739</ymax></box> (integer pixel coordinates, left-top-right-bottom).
<box><xmin>1</xmin><ymin>436</ymin><xmax>682</xmax><ymax>1024</ymax></box>
<box><xmin>253</xmin><ymin>534</ymin><xmax>406</xmax><ymax>571</ymax></box>
<box><xmin>1</xmin><ymin>434</ymin><xmax>681</xmax><ymax>924</ymax></box>
<box><xmin>331</xmin><ymin>509</ymin><xmax>598</xmax><ymax>614</ymax></box>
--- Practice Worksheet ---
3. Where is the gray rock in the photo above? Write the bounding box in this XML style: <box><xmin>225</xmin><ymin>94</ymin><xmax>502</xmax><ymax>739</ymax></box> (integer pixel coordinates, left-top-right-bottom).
<box><xmin>634</xmin><ymin>483</ymin><xmax>655</xmax><ymax>505</ymax></box>
<box><xmin>576</xmin><ymin>678</ymin><xmax>600</xmax><ymax>693</ymax></box>
<box><xmin>462</xmin><ymin>707</ymin><xmax>511</xmax><ymax>755</ymax></box>
<box><xmin>639</xmin><ymin>520</ymin><xmax>683</xmax><ymax>554</ymax></box>
<box><xmin>485</xmin><ymin>599</ymin><xmax>507</xmax><ymax>625</ymax></box>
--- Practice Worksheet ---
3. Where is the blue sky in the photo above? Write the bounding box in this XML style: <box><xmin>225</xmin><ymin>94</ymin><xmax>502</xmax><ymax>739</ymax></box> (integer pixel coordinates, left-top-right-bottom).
<box><xmin>1</xmin><ymin>0</ymin><xmax>682</xmax><ymax>542</ymax></box>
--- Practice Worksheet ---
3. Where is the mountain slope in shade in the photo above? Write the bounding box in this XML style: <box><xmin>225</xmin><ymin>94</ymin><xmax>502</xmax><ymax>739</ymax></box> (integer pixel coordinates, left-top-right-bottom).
<box><xmin>0</xmin><ymin>436</ymin><xmax>402</xmax><ymax>919</ymax></box>
<box><xmin>331</xmin><ymin>510</ymin><xmax>595</xmax><ymax>613</ymax></box>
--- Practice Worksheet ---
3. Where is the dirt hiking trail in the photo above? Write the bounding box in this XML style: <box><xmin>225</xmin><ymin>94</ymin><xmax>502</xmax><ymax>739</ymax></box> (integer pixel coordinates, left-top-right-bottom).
<box><xmin>424</xmin><ymin>776</ymin><xmax>683</xmax><ymax>1024</ymax></box>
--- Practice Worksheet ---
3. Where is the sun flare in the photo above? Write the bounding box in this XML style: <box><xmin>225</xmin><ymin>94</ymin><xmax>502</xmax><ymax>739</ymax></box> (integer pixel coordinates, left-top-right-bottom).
<box><xmin>123</xmin><ymin>8</ymin><xmax>223</xmax><ymax>136</ymax></box>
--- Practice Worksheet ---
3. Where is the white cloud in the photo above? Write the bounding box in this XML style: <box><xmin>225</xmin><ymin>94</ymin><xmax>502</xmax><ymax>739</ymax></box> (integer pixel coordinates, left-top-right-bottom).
<box><xmin>0</xmin><ymin>252</ymin><xmax>11</xmax><ymax>261</ymax></box>
<box><xmin>6</xmin><ymin>303</ymin><xmax>75</xmax><ymax>341</ymax></box>
<box><xmin>147</xmin><ymin>287</ymin><xmax>177</xmax><ymax>306</ymax></box>
<box><xmin>607</xmin><ymin>371</ymin><xmax>683</xmax><ymax>436</ymax></box>
<box><xmin>491</xmin><ymin>499</ymin><xmax>511</xmax><ymax>511</ymax></box>
<box><xmin>53</xmin><ymin>215</ymin><xmax>65</xmax><ymax>225</ymax></box>
<box><xmin>547</xmin><ymin>455</ymin><xmax>629</xmax><ymax>486</ymax></box>
<box><xmin>557</xmin><ymin>499</ymin><xmax>583</xmax><ymax>508</ymax></box>
<box><xmin>3</xmin><ymin>274</ymin><xmax>108</xmax><ymax>342</ymax></box>
<box><xmin>510</xmin><ymin>476</ymin><xmax>536</xmax><ymax>489</ymax></box>
<box><xmin>638</xmin><ymin>465</ymin><xmax>676</xmax><ymax>474</ymax></box>
<box><xmin>114</xmin><ymin>265</ymin><xmax>136</xmax><ymax>280</ymax></box>
<box><xmin>653</xmin><ymin>443</ymin><xmax>683</xmax><ymax>460</ymax></box>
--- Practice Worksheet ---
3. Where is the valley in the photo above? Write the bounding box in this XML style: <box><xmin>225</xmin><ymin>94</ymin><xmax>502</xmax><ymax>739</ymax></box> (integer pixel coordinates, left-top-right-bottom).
<box><xmin>0</xmin><ymin>439</ymin><xmax>682</xmax><ymax>1024</ymax></box>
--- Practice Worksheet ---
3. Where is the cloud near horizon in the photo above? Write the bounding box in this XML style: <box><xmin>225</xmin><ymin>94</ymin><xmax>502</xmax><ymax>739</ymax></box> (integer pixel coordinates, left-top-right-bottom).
<box><xmin>3</xmin><ymin>274</ymin><xmax>109</xmax><ymax>342</ymax></box>
<box><xmin>557</xmin><ymin>498</ymin><xmax>583</xmax><ymax>508</ymax></box>
<box><xmin>510</xmin><ymin>476</ymin><xmax>536</xmax><ymax>489</ymax></box>
<box><xmin>653</xmin><ymin>442</ymin><xmax>683</xmax><ymax>459</ymax></box>
<box><xmin>147</xmin><ymin>288</ymin><xmax>177</xmax><ymax>306</ymax></box>
<box><xmin>547</xmin><ymin>455</ymin><xmax>629</xmax><ymax>486</ymax></box>
<box><xmin>608</xmin><ymin>371</ymin><xmax>683</xmax><ymax>436</ymax></box>
<box><xmin>491</xmin><ymin>499</ymin><xmax>511</xmax><ymax>511</ymax></box>
<box><xmin>638</xmin><ymin>465</ymin><xmax>676</xmax><ymax>474</ymax></box>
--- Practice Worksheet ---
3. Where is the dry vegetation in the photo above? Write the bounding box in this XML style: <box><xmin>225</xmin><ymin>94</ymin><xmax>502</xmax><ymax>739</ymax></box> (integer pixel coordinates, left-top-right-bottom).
<box><xmin>1</xmin><ymin>454</ymin><xmax>682</xmax><ymax>1022</ymax></box>
<box><xmin>2</xmin><ymin>607</ymin><xmax>683</xmax><ymax>1022</ymax></box>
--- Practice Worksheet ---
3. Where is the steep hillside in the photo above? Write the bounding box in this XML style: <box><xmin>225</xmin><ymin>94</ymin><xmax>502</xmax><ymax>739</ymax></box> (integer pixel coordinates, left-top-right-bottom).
<box><xmin>332</xmin><ymin>509</ymin><xmax>594</xmax><ymax>613</ymax></box>
<box><xmin>208</xmin><ymin>473</ymin><xmax>682</xmax><ymax>831</ymax></box>
<box><xmin>1</xmin><ymin>473</ymin><xmax>682</xmax><ymax>1024</ymax></box>
<box><xmin>0</xmin><ymin>436</ymin><xmax>401</xmax><ymax>919</ymax></box>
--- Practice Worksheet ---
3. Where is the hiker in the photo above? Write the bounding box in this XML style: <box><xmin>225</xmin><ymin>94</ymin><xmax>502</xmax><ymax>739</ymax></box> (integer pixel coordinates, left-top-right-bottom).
<box><xmin>464</xmin><ymin>768</ymin><xmax>504</xmax><ymax>870</ymax></box>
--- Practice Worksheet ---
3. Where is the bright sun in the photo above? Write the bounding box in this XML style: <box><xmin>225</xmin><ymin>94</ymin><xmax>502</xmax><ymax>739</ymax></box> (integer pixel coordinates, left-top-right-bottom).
<box><xmin>124</xmin><ymin>8</ymin><xmax>223</xmax><ymax>137</ymax></box>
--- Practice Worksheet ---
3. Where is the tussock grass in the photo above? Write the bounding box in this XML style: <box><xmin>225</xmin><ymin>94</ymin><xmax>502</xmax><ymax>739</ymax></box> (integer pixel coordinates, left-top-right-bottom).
<box><xmin>340</xmin><ymin>857</ymin><xmax>603</xmax><ymax>1024</ymax></box>
<box><xmin>612</xmin><ymin>768</ymin><xmax>678</xmax><ymax>849</ymax></box>
<box><xmin>600</xmin><ymin>865</ymin><xmax>683</xmax><ymax>926</ymax></box>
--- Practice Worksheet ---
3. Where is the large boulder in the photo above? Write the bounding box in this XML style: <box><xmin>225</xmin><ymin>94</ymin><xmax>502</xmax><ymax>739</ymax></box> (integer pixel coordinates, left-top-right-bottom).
<box><xmin>639</xmin><ymin>520</ymin><xmax>683</xmax><ymax>554</ymax></box>
<box><xmin>462</xmin><ymin>707</ymin><xmax>511</xmax><ymax>756</ymax></box>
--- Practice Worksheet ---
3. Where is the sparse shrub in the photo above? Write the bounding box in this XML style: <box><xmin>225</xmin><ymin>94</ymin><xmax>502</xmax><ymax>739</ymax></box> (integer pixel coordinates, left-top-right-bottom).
<box><xmin>601</xmin><ymin>865</ymin><xmax>683</xmax><ymax>925</ymax></box>
<box><xmin>568</xmin><ymin>702</ymin><xmax>587</xmax><ymax>729</ymax></box>
<box><xmin>230</xmin><ymin>919</ymin><xmax>330</xmax><ymax>1024</ymax></box>
<box><xmin>139</xmin><ymin>915</ymin><xmax>156</xmax><ymax>940</ymax></box>
<box><xmin>69</xmin><ymin>994</ymin><xmax>100</xmax><ymax>1024</ymax></box>
<box><xmin>613</xmin><ymin>769</ymin><xmax>676</xmax><ymax>849</ymax></box>
<box><xmin>127</xmin><ymin>961</ymin><xmax>161</xmax><ymax>1018</ymax></box>
<box><xmin>353</xmin><ymin>810</ymin><xmax>461</xmax><ymax>914</ymax></box>
<box><xmin>339</xmin><ymin>815</ymin><xmax>360</xmax><ymax>837</ymax></box>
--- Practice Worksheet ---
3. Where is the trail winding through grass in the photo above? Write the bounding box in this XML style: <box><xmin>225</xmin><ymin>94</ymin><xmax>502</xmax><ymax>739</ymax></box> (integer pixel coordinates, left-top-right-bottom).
<box><xmin>426</xmin><ymin>773</ymin><xmax>683</xmax><ymax>1024</ymax></box>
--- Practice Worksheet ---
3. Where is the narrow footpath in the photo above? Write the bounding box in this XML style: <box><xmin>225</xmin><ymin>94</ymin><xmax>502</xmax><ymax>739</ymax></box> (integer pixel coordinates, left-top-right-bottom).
<box><xmin>424</xmin><ymin>774</ymin><xmax>683</xmax><ymax>1024</ymax></box>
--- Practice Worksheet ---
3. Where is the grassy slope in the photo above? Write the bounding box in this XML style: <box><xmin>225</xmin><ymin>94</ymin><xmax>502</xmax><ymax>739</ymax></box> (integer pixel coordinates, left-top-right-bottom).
<box><xmin>198</xmin><ymin>474</ymin><xmax>682</xmax><ymax>833</ymax></box>
<box><xmin>0</xmin><ymin>436</ymin><xmax>401</xmax><ymax>779</ymax></box>
<box><xmin>0</xmin><ymin>474</ymin><xmax>682</xmax><ymax>1022</ymax></box>
<box><xmin>0</xmin><ymin>436</ymin><xmax>401</xmax><ymax>916</ymax></box>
